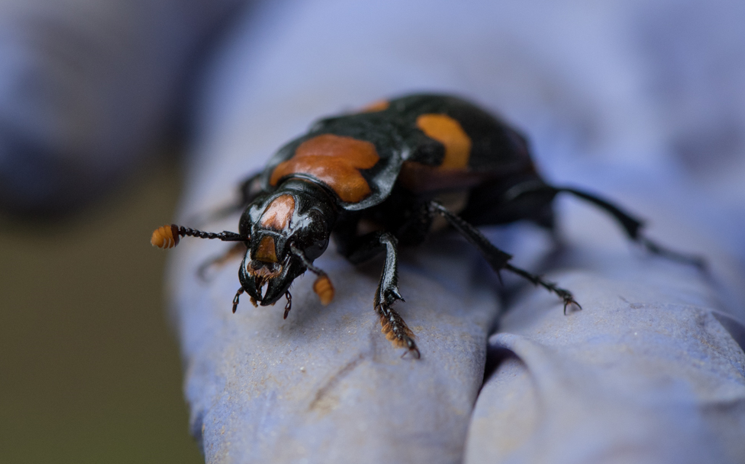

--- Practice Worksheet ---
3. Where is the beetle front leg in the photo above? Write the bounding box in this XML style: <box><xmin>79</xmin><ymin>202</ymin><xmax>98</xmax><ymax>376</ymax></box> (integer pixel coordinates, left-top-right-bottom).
<box><xmin>343</xmin><ymin>231</ymin><xmax>420</xmax><ymax>358</ymax></box>
<box><xmin>186</xmin><ymin>172</ymin><xmax>264</xmax><ymax>226</ymax></box>
<box><xmin>197</xmin><ymin>241</ymin><xmax>248</xmax><ymax>281</ymax></box>
<box><xmin>431</xmin><ymin>201</ymin><xmax>581</xmax><ymax>313</ymax></box>
<box><xmin>373</xmin><ymin>233</ymin><xmax>420</xmax><ymax>358</ymax></box>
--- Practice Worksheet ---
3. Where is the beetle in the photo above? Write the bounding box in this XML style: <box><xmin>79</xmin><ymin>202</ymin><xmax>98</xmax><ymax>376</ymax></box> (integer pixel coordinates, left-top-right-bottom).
<box><xmin>151</xmin><ymin>94</ymin><xmax>703</xmax><ymax>359</ymax></box>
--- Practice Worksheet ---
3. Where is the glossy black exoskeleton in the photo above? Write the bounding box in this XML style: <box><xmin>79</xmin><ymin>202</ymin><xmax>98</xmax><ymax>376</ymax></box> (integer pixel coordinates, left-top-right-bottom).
<box><xmin>151</xmin><ymin>94</ymin><xmax>703</xmax><ymax>358</ymax></box>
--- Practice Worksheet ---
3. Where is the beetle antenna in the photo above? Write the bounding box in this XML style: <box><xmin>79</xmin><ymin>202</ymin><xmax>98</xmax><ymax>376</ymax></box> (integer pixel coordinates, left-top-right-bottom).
<box><xmin>289</xmin><ymin>243</ymin><xmax>335</xmax><ymax>305</ymax></box>
<box><xmin>150</xmin><ymin>224</ymin><xmax>246</xmax><ymax>249</ymax></box>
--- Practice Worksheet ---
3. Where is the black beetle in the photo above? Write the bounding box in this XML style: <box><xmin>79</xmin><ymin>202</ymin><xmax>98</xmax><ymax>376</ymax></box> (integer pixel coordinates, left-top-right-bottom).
<box><xmin>152</xmin><ymin>94</ymin><xmax>703</xmax><ymax>358</ymax></box>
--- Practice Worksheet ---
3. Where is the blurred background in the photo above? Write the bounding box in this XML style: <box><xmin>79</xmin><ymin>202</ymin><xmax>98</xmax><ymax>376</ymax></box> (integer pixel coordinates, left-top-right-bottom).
<box><xmin>0</xmin><ymin>159</ymin><xmax>204</xmax><ymax>463</ymax></box>
<box><xmin>1</xmin><ymin>0</ymin><xmax>744</xmax><ymax>462</ymax></box>
<box><xmin>0</xmin><ymin>0</ymin><xmax>243</xmax><ymax>461</ymax></box>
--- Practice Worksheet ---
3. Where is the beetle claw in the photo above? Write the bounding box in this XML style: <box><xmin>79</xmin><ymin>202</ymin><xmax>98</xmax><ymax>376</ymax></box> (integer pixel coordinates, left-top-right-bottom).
<box><xmin>401</xmin><ymin>343</ymin><xmax>421</xmax><ymax>359</ymax></box>
<box><xmin>563</xmin><ymin>296</ymin><xmax>582</xmax><ymax>315</ymax></box>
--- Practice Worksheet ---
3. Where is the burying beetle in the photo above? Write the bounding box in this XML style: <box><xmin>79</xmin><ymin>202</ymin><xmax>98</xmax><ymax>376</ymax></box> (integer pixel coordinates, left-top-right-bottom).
<box><xmin>151</xmin><ymin>94</ymin><xmax>703</xmax><ymax>359</ymax></box>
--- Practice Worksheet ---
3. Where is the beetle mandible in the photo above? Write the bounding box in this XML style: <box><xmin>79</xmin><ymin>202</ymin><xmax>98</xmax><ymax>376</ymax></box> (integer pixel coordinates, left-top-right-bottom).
<box><xmin>151</xmin><ymin>94</ymin><xmax>703</xmax><ymax>359</ymax></box>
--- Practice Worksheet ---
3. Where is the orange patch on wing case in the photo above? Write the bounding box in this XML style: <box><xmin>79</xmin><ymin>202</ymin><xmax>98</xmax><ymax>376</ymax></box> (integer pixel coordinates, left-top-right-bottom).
<box><xmin>270</xmin><ymin>134</ymin><xmax>380</xmax><ymax>203</ymax></box>
<box><xmin>416</xmin><ymin>114</ymin><xmax>472</xmax><ymax>169</ymax></box>
<box><xmin>260</xmin><ymin>194</ymin><xmax>295</xmax><ymax>230</ymax></box>
<box><xmin>254</xmin><ymin>236</ymin><xmax>278</xmax><ymax>263</ymax></box>
<box><xmin>359</xmin><ymin>99</ymin><xmax>389</xmax><ymax>112</ymax></box>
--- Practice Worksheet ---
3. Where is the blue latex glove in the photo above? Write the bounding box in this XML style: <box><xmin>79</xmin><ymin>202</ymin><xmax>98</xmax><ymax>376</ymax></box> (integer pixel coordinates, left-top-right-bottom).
<box><xmin>5</xmin><ymin>0</ymin><xmax>743</xmax><ymax>462</ymax></box>
<box><xmin>169</xmin><ymin>1</ymin><xmax>745</xmax><ymax>463</ymax></box>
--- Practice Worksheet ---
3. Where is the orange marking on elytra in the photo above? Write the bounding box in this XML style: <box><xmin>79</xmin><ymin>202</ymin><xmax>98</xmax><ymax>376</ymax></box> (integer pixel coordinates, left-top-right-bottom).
<box><xmin>260</xmin><ymin>194</ymin><xmax>295</xmax><ymax>230</ymax></box>
<box><xmin>254</xmin><ymin>236</ymin><xmax>278</xmax><ymax>263</ymax></box>
<box><xmin>359</xmin><ymin>99</ymin><xmax>389</xmax><ymax>113</ymax></box>
<box><xmin>416</xmin><ymin>114</ymin><xmax>472</xmax><ymax>169</ymax></box>
<box><xmin>270</xmin><ymin>134</ymin><xmax>380</xmax><ymax>203</ymax></box>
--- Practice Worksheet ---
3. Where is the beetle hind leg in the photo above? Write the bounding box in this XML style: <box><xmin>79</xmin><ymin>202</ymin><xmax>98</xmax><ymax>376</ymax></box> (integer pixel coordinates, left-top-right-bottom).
<box><xmin>555</xmin><ymin>187</ymin><xmax>706</xmax><ymax>270</ymax></box>
<box><xmin>503</xmin><ymin>263</ymin><xmax>581</xmax><ymax>314</ymax></box>
<box><xmin>431</xmin><ymin>201</ymin><xmax>581</xmax><ymax>313</ymax></box>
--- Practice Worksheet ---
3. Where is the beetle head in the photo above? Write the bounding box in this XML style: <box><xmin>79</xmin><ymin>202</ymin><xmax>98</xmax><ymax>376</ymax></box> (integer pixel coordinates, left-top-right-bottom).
<box><xmin>238</xmin><ymin>179</ymin><xmax>337</xmax><ymax>306</ymax></box>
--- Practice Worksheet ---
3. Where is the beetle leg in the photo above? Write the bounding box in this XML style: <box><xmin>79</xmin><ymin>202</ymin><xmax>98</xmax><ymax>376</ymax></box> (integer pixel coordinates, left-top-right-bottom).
<box><xmin>501</xmin><ymin>263</ymin><xmax>581</xmax><ymax>314</ymax></box>
<box><xmin>186</xmin><ymin>172</ymin><xmax>263</xmax><ymax>225</ymax></box>
<box><xmin>374</xmin><ymin>232</ymin><xmax>419</xmax><ymax>357</ymax></box>
<box><xmin>341</xmin><ymin>231</ymin><xmax>419</xmax><ymax>358</ymax></box>
<box><xmin>430</xmin><ymin>201</ymin><xmax>581</xmax><ymax>313</ymax></box>
<box><xmin>375</xmin><ymin>284</ymin><xmax>420</xmax><ymax>359</ymax></box>
<box><xmin>197</xmin><ymin>242</ymin><xmax>248</xmax><ymax>281</ymax></box>
<box><xmin>554</xmin><ymin>187</ymin><xmax>706</xmax><ymax>270</ymax></box>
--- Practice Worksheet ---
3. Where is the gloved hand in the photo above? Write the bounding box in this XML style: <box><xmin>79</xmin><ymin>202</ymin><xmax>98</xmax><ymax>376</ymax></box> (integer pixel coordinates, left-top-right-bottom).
<box><xmin>3</xmin><ymin>0</ymin><xmax>743</xmax><ymax>462</ymax></box>
<box><xmin>167</xmin><ymin>2</ymin><xmax>745</xmax><ymax>463</ymax></box>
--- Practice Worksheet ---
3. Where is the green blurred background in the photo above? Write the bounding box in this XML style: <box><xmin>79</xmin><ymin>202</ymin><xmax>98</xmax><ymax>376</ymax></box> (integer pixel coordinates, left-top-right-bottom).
<box><xmin>0</xmin><ymin>160</ymin><xmax>203</xmax><ymax>463</ymax></box>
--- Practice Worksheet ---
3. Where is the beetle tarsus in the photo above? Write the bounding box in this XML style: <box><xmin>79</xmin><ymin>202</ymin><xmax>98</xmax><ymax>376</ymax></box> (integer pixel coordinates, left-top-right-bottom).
<box><xmin>232</xmin><ymin>287</ymin><xmax>245</xmax><ymax>313</ymax></box>
<box><xmin>401</xmin><ymin>341</ymin><xmax>421</xmax><ymax>359</ymax></box>
<box><xmin>503</xmin><ymin>262</ymin><xmax>582</xmax><ymax>313</ymax></box>
<box><xmin>564</xmin><ymin>298</ymin><xmax>582</xmax><ymax>315</ymax></box>
<box><xmin>375</xmin><ymin>272</ymin><xmax>419</xmax><ymax>358</ymax></box>
<box><xmin>376</xmin><ymin>300</ymin><xmax>419</xmax><ymax>359</ymax></box>
<box><xmin>555</xmin><ymin>287</ymin><xmax>581</xmax><ymax>314</ymax></box>
<box><xmin>433</xmin><ymin>200</ymin><xmax>584</xmax><ymax>311</ymax></box>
